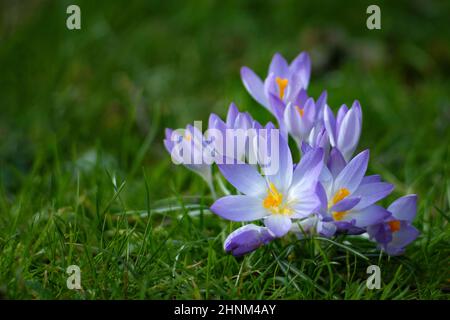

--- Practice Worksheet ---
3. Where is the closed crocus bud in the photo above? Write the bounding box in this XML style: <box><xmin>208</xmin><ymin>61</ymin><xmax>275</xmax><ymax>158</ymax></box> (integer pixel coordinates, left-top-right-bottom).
<box><xmin>224</xmin><ymin>224</ymin><xmax>275</xmax><ymax>256</ymax></box>
<box><xmin>367</xmin><ymin>195</ymin><xmax>419</xmax><ymax>256</ymax></box>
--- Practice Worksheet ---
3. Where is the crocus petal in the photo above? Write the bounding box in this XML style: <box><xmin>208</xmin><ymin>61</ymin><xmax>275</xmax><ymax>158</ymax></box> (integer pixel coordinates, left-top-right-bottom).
<box><xmin>211</xmin><ymin>195</ymin><xmax>266</xmax><ymax>221</ymax></box>
<box><xmin>218</xmin><ymin>163</ymin><xmax>266</xmax><ymax>196</ymax></box>
<box><xmin>265</xmin><ymin>133</ymin><xmax>293</xmax><ymax>192</ymax></box>
<box><xmin>336</xmin><ymin>104</ymin><xmax>348</xmax><ymax>133</ymax></box>
<box><xmin>291</xmin><ymin>191</ymin><xmax>321</xmax><ymax>218</ymax></box>
<box><xmin>337</xmin><ymin>106</ymin><xmax>362</xmax><ymax>161</ymax></box>
<box><xmin>351</xmin><ymin>182</ymin><xmax>394</xmax><ymax>210</ymax></box>
<box><xmin>315</xmin><ymin>182</ymin><xmax>329</xmax><ymax>214</ymax></box>
<box><xmin>352</xmin><ymin>100</ymin><xmax>363</xmax><ymax>124</ymax></box>
<box><xmin>289</xmin><ymin>51</ymin><xmax>311</xmax><ymax>88</ymax></box>
<box><xmin>317</xmin><ymin>220</ymin><xmax>337</xmax><ymax>238</ymax></box>
<box><xmin>269</xmin><ymin>53</ymin><xmax>289</xmax><ymax>78</ymax></box>
<box><xmin>324</xmin><ymin>104</ymin><xmax>337</xmax><ymax>147</ymax></box>
<box><xmin>386</xmin><ymin>224</ymin><xmax>419</xmax><ymax>253</ymax></box>
<box><xmin>361</xmin><ymin>174</ymin><xmax>381</xmax><ymax>185</ymax></box>
<box><xmin>241</xmin><ymin>66</ymin><xmax>268</xmax><ymax>109</ymax></box>
<box><xmin>388</xmin><ymin>194</ymin><xmax>417</xmax><ymax>222</ymax></box>
<box><xmin>315</xmin><ymin>90</ymin><xmax>327</xmax><ymax>122</ymax></box>
<box><xmin>327</xmin><ymin>148</ymin><xmax>347</xmax><ymax>178</ymax></box>
<box><xmin>226</xmin><ymin>102</ymin><xmax>239</xmax><ymax>127</ymax></box>
<box><xmin>330</xmin><ymin>197</ymin><xmax>361</xmax><ymax>212</ymax></box>
<box><xmin>264</xmin><ymin>214</ymin><xmax>292</xmax><ymax>237</ymax></box>
<box><xmin>224</xmin><ymin>224</ymin><xmax>275</xmax><ymax>256</ymax></box>
<box><xmin>344</xmin><ymin>205</ymin><xmax>390</xmax><ymax>228</ymax></box>
<box><xmin>234</xmin><ymin>112</ymin><xmax>252</xmax><ymax>130</ymax></box>
<box><xmin>334</xmin><ymin>149</ymin><xmax>369</xmax><ymax>194</ymax></box>
<box><xmin>298</xmin><ymin>98</ymin><xmax>315</xmax><ymax>137</ymax></box>
<box><xmin>284</xmin><ymin>102</ymin><xmax>302</xmax><ymax>140</ymax></box>
<box><xmin>367</xmin><ymin>223</ymin><xmax>393</xmax><ymax>245</ymax></box>
<box><xmin>290</xmin><ymin>148</ymin><xmax>324</xmax><ymax>193</ymax></box>
<box><xmin>268</xmin><ymin>93</ymin><xmax>286</xmax><ymax>123</ymax></box>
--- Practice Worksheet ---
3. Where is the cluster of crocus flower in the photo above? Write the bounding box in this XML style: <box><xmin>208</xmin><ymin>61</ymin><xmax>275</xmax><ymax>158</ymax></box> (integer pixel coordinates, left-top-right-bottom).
<box><xmin>164</xmin><ymin>51</ymin><xmax>419</xmax><ymax>257</ymax></box>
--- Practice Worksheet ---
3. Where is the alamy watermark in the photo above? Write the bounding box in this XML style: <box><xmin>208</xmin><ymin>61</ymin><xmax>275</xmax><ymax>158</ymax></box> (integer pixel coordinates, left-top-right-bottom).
<box><xmin>66</xmin><ymin>265</ymin><xmax>82</xmax><ymax>290</ymax></box>
<box><xmin>168</xmin><ymin>121</ymin><xmax>281</xmax><ymax>175</ymax></box>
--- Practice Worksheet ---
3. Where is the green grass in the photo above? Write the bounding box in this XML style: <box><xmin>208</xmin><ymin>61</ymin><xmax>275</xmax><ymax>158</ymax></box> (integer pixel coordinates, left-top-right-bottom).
<box><xmin>0</xmin><ymin>0</ymin><xmax>449</xmax><ymax>299</ymax></box>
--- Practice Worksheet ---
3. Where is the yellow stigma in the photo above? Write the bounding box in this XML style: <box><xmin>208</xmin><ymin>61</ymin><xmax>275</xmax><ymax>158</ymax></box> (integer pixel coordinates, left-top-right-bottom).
<box><xmin>388</xmin><ymin>220</ymin><xmax>401</xmax><ymax>232</ymax></box>
<box><xmin>263</xmin><ymin>183</ymin><xmax>292</xmax><ymax>215</ymax></box>
<box><xmin>184</xmin><ymin>133</ymin><xmax>192</xmax><ymax>141</ymax></box>
<box><xmin>330</xmin><ymin>188</ymin><xmax>351</xmax><ymax>221</ymax></box>
<box><xmin>275</xmin><ymin>77</ymin><xmax>288</xmax><ymax>100</ymax></box>
<box><xmin>295</xmin><ymin>106</ymin><xmax>304</xmax><ymax>117</ymax></box>
<box><xmin>331</xmin><ymin>188</ymin><xmax>350</xmax><ymax>205</ymax></box>
<box><xmin>332</xmin><ymin>211</ymin><xmax>347</xmax><ymax>221</ymax></box>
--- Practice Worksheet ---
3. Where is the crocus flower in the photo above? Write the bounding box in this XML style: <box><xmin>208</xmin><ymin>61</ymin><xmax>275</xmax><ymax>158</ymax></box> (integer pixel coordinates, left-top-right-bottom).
<box><xmin>224</xmin><ymin>224</ymin><xmax>275</xmax><ymax>256</ymax></box>
<box><xmin>367</xmin><ymin>195</ymin><xmax>420</xmax><ymax>255</ymax></box>
<box><xmin>164</xmin><ymin>124</ymin><xmax>213</xmax><ymax>187</ymax></box>
<box><xmin>317</xmin><ymin>150</ymin><xmax>393</xmax><ymax>234</ymax></box>
<box><xmin>207</xmin><ymin>102</ymin><xmax>261</xmax><ymax>162</ymax></box>
<box><xmin>241</xmin><ymin>52</ymin><xmax>311</xmax><ymax>113</ymax></box>
<box><xmin>324</xmin><ymin>101</ymin><xmax>362</xmax><ymax>161</ymax></box>
<box><xmin>211</xmin><ymin>135</ymin><xmax>324</xmax><ymax>237</ymax></box>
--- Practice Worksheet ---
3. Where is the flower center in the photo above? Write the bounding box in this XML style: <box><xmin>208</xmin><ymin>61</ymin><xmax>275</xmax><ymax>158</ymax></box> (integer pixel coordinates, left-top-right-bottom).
<box><xmin>184</xmin><ymin>133</ymin><xmax>192</xmax><ymax>141</ymax></box>
<box><xmin>295</xmin><ymin>106</ymin><xmax>304</xmax><ymax>117</ymax></box>
<box><xmin>263</xmin><ymin>183</ymin><xmax>292</xmax><ymax>215</ymax></box>
<box><xmin>275</xmin><ymin>77</ymin><xmax>288</xmax><ymax>100</ymax></box>
<box><xmin>387</xmin><ymin>220</ymin><xmax>401</xmax><ymax>232</ymax></box>
<box><xmin>330</xmin><ymin>188</ymin><xmax>351</xmax><ymax>221</ymax></box>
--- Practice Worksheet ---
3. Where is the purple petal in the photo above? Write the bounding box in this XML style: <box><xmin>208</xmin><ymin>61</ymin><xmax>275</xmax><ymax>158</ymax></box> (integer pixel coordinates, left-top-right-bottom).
<box><xmin>337</xmin><ymin>106</ymin><xmax>362</xmax><ymax>161</ymax></box>
<box><xmin>330</xmin><ymin>197</ymin><xmax>361</xmax><ymax>212</ymax></box>
<box><xmin>324</xmin><ymin>105</ymin><xmax>337</xmax><ymax>147</ymax></box>
<box><xmin>299</xmin><ymin>98</ymin><xmax>315</xmax><ymax>136</ymax></box>
<box><xmin>234</xmin><ymin>112</ymin><xmax>252</xmax><ymax>130</ymax></box>
<box><xmin>315</xmin><ymin>90</ymin><xmax>328</xmax><ymax>122</ymax></box>
<box><xmin>218</xmin><ymin>163</ymin><xmax>266</xmax><ymax>196</ymax></box>
<box><xmin>361</xmin><ymin>174</ymin><xmax>381</xmax><ymax>185</ymax></box>
<box><xmin>291</xmin><ymin>191</ymin><xmax>320</xmax><ymax>218</ymax></box>
<box><xmin>264</xmin><ymin>214</ymin><xmax>292</xmax><ymax>237</ymax></box>
<box><xmin>269</xmin><ymin>53</ymin><xmax>289</xmax><ymax>78</ymax></box>
<box><xmin>352</xmin><ymin>100</ymin><xmax>363</xmax><ymax>124</ymax></box>
<box><xmin>289</xmin><ymin>51</ymin><xmax>311</xmax><ymax>88</ymax></box>
<box><xmin>224</xmin><ymin>224</ymin><xmax>275</xmax><ymax>256</ymax></box>
<box><xmin>241</xmin><ymin>66</ymin><xmax>268</xmax><ymax>108</ymax></box>
<box><xmin>367</xmin><ymin>223</ymin><xmax>393</xmax><ymax>245</ymax></box>
<box><xmin>334</xmin><ymin>150</ymin><xmax>369</xmax><ymax>194</ymax></box>
<box><xmin>268</xmin><ymin>93</ymin><xmax>286</xmax><ymax>122</ymax></box>
<box><xmin>317</xmin><ymin>220</ymin><xmax>337</xmax><ymax>238</ymax></box>
<box><xmin>226</xmin><ymin>102</ymin><xmax>239</xmax><ymax>127</ymax></box>
<box><xmin>327</xmin><ymin>148</ymin><xmax>347</xmax><ymax>178</ymax></box>
<box><xmin>351</xmin><ymin>182</ymin><xmax>394</xmax><ymax>210</ymax></box>
<box><xmin>211</xmin><ymin>195</ymin><xmax>266</xmax><ymax>222</ymax></box>
<box><xmin>284</xmin><ymin>102</ymin><xmax>302</xmax><ymax>139</ymax></box>
<box><xmin>336</xmin><ymin>104</ymin><xmax>348</xmax><ymax>133</ymax></box>
<box><xmin>344</xmin><ymin>205</ymin><xmax>390</xmax><ymax>228</ymax></box>
<box><xmin>386</xmin><ymin>223</ymin><xmax>419</xmax><ymax>252</ymax></box>
<box><xmin>264</xmin><ymin>133</ymin><xmax>293</xmax><ymax>191</ymax></box>
<box><xmin>290</xmin><ymin>148</ymin><xmax>324</xmax><ymax>193</ymax></box>
<box><xmin>388</xmin><ymin>194</ymin><xmax>417</xmax><ymax>222</ymax></box>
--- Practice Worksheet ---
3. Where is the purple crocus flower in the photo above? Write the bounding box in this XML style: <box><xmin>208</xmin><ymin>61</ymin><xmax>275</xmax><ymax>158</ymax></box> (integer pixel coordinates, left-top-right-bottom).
<box><xmin>324</xmin><ymin>101</ymin><xmax>362</xmax><ymax>162</ymax></box>
<box><xmin>210</xmin><ymin>135</ymin><xmax>324</xmax><ymax>238</ymax></box>
<box><xmin>224</xmin><ymin>224</ymin><xmax>275</xmax><ymax>256</ymax></box>
<box><xmin>207</xmin><ymin>102</ymin><xmax>261</xmax><ymax>163</ymax></box>
<box><xmin>317</xmin><ymin>149</ymin><xmax>393</xmax><ymax>234</ymax></box>
<box><xmin>164</xmin><ymin>124</ymin><xmax>212</xmax><ymax>186</ymax></box>
<box><xmin>241</xmin><ymin>52</ymin><xmax>318</xmax><ymax>135</ymax></box>
<box><xmin>241</xmin><ymin>52</ymin><xmax>311</xmax><ymax>113</ymax></box>
<box><xmin>367</xmin><ymin>195</ymin><xmax>420</xmax><ymax>255</ymax></box>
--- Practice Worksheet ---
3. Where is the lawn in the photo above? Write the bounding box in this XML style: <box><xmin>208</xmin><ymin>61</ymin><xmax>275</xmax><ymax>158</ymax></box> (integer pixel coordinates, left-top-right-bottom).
<box><xmin>0</xmin><ymin>0</ymin><xmax>449</xmax><ymax>299</ymax></box>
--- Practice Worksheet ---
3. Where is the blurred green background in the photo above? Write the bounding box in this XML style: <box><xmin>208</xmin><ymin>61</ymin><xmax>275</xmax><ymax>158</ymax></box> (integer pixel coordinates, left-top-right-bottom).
<box><xmin>0</xmin><ymin>0</ymin><xmax>449</xmax><ymax>299</ymax></box>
